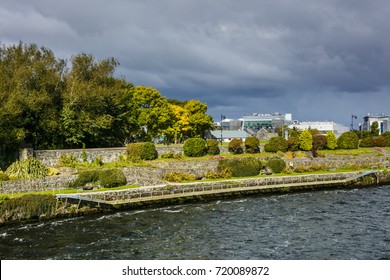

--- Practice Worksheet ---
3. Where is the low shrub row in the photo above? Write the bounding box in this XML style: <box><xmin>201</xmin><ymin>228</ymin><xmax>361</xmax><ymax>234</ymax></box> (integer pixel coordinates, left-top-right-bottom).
<box><xmin>72</xmin><ymin>168</ymin><xmax>127</xmax><ymax>189</ymax></box>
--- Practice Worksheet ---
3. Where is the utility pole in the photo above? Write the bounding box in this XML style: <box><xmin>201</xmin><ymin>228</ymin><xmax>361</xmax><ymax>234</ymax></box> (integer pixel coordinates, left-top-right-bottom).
<box><xmin>220</xmin><ymin>114</ymin><xmax>226</xmax><ymax>145</ymax></box>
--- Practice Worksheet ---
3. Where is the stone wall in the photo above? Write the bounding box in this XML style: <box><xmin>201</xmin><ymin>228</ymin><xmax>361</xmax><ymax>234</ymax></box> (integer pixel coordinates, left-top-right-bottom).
<box><xmin>0</xmin><ymin>175</ymin><xmax>77</xmax><ymax>194</ymax></box>
<box><xmin>33</xmin><ymin>145</ymin><xmax>231</xmax><ymax>167</ymax></box>
<box><xmin>74</xmin><ymin>172</ymin><xmax>365</xmax><ymax>202</ymax></box>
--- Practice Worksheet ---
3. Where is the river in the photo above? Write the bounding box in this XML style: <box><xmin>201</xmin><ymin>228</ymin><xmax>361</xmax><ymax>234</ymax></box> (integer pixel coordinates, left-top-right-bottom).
<box><xmin>1</xmin><ymin>185</ymin><xmax>390</xmax><ymax>260</ymax></box>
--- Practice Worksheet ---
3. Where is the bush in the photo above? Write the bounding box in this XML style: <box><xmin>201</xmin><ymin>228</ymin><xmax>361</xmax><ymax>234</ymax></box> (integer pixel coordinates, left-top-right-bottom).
<box><xmin>98</xmin><ymin>169</ymin><xmax>127</xmax><ymax>188</ymax></box>
<box><xmin>245</xmin><ymin>136</ymin><xmax>260</xmax><ymax>153</ymax></box>
<box><xmin>287</xmin><ymin>136</ymin><xmax>300</xmax><ymax>151</ymax></box>
<box><xmin>228</xmin><ymin>138</ymin><xmax>244</xmax><ymax>154</ymax></box>
<box><xmin>72</xmin><ymin>169</ymin><xmax>126</xmax><ymax>188</ymax></box>
<box><xmin>264</xmin><ymin>136</ymin><xmax>288</xmax><ymax>153</ymax></box>
<box><xmin>372</xmin><ymin>136</ymin><xmax>386</xmax><ymax>147</ymax></box>
<box><xmin>217</xmin><ymin>157</ymin><xmax>262</xmax><ymax>177</ymax></box>
<box><xmin>326</xmin><ymin>131</ymin><xmax>338</xmax><ymax>150</ymax></box>
<box><xmin>72</xmin><ymin>170</ymin><xmax>100</xmax><ymax>188</ymax></box>
<box><xmin>359</xmin><ymin>137</ymin><xmax>374</xmax><ymax>148</ymax></box>
<box><xmin>313</xmin><ymin>134</ymin><xmax>327</xmax><ymax>150</ymax></box>
<box><xmin>126</xmin><ymin>142</ymin><xmax>158</xmax><ymax>161</ymax></box>
<box><xmin>207</xmin><ymin>139</ymin><xmax>220</xmax><ymax>155</ymax></box>
<box><xmin>0</xmin><ymin>171</ymin><xmax>10</xmax><ymax>182</ymax></box>
<box><xmin>164</xmin><ymin>172</ymin><xmax>195</xmax><ymax>182</ymax></box>
<box><xmin>299</xmin><ymin>130</ymin><xmax>313</xmax><ymax>151</ymax></box>
<box><xmin>59</xmin><ymin>153</ymin><xmax>77</xmax><ymax>167</ymax></box>
<box><xmin>382</xmin><ymin>132</ymin><xmax>390</xmax><ymax>147</ymax></box>
<box><xmin>267</xmin><ymin>157</ymin><xmax>286</xmax><ymax>173</ymax></box>
<box><xmin>337</xmin><ymin>131</ymin><xmax>359</xmax><ymax>149</ymax></box>
<box><xmin>183</xmin><ymin>138</ymin><xmax>207</xmax><ymax>157</ymax></box>
<box><xmin>161</xmin><ymin>151</ymin><xmax>175</xmax><ymax>158</ymax></box>
<box><xmin>0</xmin><ymin>194</ymin><xmax>57</xmax><ymax>222</ymax></box>
<box><xmin>5</xmin><ymin>158</ymin><xmax>48</xmax><ymax>180</ymax></box>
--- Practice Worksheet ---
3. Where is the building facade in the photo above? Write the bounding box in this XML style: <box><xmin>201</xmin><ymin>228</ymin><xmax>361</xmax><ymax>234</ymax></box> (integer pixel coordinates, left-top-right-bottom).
<box><xmin>241</xmin><ymin>113</ymin><xmax>292</xmax><ymax>130</ymax></box>
<box><xmin>362</xmin><ymin>114</ymin><xmax>389</xmax><ymax>135</ymax></box>
<box><xmin>288</xmin><ymin>121</ymin><xmax>349</xmax><ymax>138</ymax></box>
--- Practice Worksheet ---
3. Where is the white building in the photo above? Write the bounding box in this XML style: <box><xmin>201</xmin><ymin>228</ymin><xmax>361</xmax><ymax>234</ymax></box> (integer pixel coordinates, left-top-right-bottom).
<box><xmin>289</xmin><ymin>121</ymin><xmax>349</xmax><ymax>138</ymax></box>
<box><xmin>362</xmin><ymin>114</ymin><xmax>389</xmax><ymax>135</ymax></box>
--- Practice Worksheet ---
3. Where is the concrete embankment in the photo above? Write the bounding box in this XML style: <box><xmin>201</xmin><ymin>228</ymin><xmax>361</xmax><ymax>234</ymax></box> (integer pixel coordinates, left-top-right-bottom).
<box><xmin>57</xmin><ymin>170</ymin><xmax>390</xmax><ymax>211</ymax></box>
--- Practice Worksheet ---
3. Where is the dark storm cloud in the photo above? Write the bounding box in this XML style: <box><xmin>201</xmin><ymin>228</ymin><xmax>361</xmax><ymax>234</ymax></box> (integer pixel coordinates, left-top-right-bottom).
<box><xmin>1</xmin><ymin>0</ymin><xmax>390</xmax><ymax>124</ymax></box>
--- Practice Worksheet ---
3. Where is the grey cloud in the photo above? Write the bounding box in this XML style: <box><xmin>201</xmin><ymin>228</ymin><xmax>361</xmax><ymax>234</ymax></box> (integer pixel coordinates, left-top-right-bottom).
<box><xmin>1</xmin><ymin>0</ymin><xmax>390</xmax><ymax>124</ymax></box>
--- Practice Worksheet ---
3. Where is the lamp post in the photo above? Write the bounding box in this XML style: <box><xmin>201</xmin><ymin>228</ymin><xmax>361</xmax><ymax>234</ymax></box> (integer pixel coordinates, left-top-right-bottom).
<box><xmin>350</xmin><ymin>114</ymin><xmax>357</xmax><ymax>131</ymax></box>
<box><xmin>220</xmin><ymin>114</ymin><xmax>226</xmax><ymax>145</ymax></box>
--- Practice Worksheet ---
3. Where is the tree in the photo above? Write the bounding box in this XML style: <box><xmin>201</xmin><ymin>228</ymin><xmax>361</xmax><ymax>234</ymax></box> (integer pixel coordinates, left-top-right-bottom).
<box><xmin>326</xmin><ymin>131</ymin><xmax>338</xmax><ymax>150</ymax></box>
<box><xmin>163</xmin><ymin>104</ymin><xmax>191</xmax><ymax>143</ymax></box>
<box><xmin>60</xmin><ymin>53</ymin><xmax>135</xmax><ymax>147</ymax></box>
<box><xmin>183</xmin><ymin>100</ymin><xmax>214</xmax><ymax>138</ymax></box>
<box><xmin>131</xmin><ymin>86</ymin><xmax>173</xmax><ymax>141</ymax></box>
<box><xmin>371</xmin><ymin>121</ymin><xmax>380</xmax><ymax>136</ymax></box>
<box><xmin>337</xmin><ymin>131</ymin><xmax>359</xmax><ymax>149</ymax></box>
<box><xmin>299</xmin><ymin>130</ymin><xmax>313</xmax><ymax>151</ymax></box>
<box><xmin>0</xmin><ymin>42</ymin><xmax>66</xmax><ymax>149</ymax></box>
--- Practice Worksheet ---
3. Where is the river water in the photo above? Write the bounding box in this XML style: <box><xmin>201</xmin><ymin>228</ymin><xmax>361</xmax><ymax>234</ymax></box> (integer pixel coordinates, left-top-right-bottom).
<box><xmin>1</xmin><ymin>185</ymin><xmax>390</xmax><ymax>260</ymax></box>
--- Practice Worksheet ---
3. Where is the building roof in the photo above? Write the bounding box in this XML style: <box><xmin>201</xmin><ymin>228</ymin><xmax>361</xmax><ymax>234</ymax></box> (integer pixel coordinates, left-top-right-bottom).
<box><xmin>210</xmin><ymin>130</ymin><xmax>249</xmax><ymax>139</ymax></box>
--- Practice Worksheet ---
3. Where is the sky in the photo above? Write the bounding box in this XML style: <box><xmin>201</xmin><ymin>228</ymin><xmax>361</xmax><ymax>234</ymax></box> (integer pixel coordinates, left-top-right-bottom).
<box><xmin>1</xmin><ymin>0</ymin><xmax>390</xmax><ymax>127</ymax></box>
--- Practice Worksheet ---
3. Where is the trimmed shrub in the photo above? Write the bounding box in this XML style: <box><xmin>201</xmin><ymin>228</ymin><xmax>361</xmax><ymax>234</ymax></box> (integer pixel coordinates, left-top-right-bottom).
<box><xmin>267</xmin><ymin>157</ymin><xmax>286</xmax><ymax>173</ymax></box>
<box><xmin>126</xmin><ymin>142</ymin><xmax>158</xmax><ymax>161</ymax></box>
<box><xmin>72</xmin><ymin>169</ymin><xmax>126</xmax><ymax>189</ymax></box>
<box><xmin>264</xmin><ymin>136</ymin><xmax>288</xmax><ymax>153</ymax></box>
<box><xmin>183</xmin><ymin>138</ymin><xmax>207</xmax><ymax>157</ymax></box>
<box><xmin>326</xmin><ymin>131</ymin><xmax>338</xmax><ymax>150</ymax></box>
<box><xmin>337</xmin><ymin>131</ymin><xmax>359</xmax><ymax>149</ymax></box>
<box><xmin>5</xmin><ymin>158</ymin><xmax>48</xmax><ymax>180</ymax></box>
<box><xmin>98</xmin><ymin>169</ymin><xmax>127</xmax><ymax>188</ymax></box>
<box><xmin>359</xmin><ymin>137</ymin><xmax>374</xmax><ymax>148</ymax></box>
<box><xmin>299</xmin><ymin>130</ymin><xmax>313</xmax><ymax>151</ymax></box>
<box><xmin>217</xmin><ymin>157</ymin><xmax>262</xmax><ymax>177</ymax></box>
<box><xmin>228</xmin><ymin>138</ymin><xmax>244</xmax><ymax>154</ymax></box>
<box><xmin>245</xmin><ymin>136</ymin><xmax>260</xmax><ymax>154</ymax></box>
<box><xmin>164</xmin><ymin>172</ymin><xmax>195</xmax><ymax>182</ymax></box>
<box><xmin>207</xmin><ymin>139</ymin><xmax>220</xmax><ymax>155</ymax></box>
<box><xmin>72</xmin><ymin>170</ymin><xmax>100</xmax><ymax>188</ymax></box>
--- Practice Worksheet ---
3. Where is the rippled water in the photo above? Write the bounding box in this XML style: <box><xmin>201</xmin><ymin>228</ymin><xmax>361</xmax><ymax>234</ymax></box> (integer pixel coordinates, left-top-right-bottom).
<box><xmin>1</xmin><ymin>186</ymin><xmax>390</xmax><ymax>260</ymax></box>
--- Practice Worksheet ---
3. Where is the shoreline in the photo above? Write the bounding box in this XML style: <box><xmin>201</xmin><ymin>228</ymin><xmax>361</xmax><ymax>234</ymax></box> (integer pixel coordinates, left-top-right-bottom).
<box><xmin>1</xmin><ymin>170</ymin><xmax>389</xmax><ymax>226</ymax></box>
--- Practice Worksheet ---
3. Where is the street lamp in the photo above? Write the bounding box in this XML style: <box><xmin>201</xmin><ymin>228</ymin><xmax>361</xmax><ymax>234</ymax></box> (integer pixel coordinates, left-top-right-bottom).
<box><xmin>350</xmin><ymin>114</ymin><xmax>357</xmax><ymax>131</ymax></box>
<box><xmin>220</xmin><ymin>114</ymin><xmax>226</xmax><ymax>145</ymax></box>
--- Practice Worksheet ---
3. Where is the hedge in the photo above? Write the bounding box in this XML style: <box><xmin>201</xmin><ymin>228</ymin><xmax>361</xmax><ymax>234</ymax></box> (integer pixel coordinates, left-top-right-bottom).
<box><xmin>126</xmin><ymin>142</ymin><xmax>158</xmax><ymax>161</ymax></box>
<box><xmin>217</xmin><ymin>157</ymin><xmax>262</xmax><ymax>177</ymax></box>
<box><xmin>183</xmin><ymin>138</ymin><xmax>207</xmax><ymax>157</ymax></box>
<box><xmin>267</xmin><ymin>157</ymin><xmax>286</xmax><ymax>173</ymax></box>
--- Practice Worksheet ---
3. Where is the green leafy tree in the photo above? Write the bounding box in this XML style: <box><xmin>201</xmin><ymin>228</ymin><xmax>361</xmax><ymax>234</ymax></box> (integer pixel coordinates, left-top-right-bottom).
<box><xmin>337</xmin><ymin>131</ymin><xmax>359</xmax><ymax>149</ymax></box>
<box><xmin>0</xmin><ymin>42</ymin><xmax>66</xmax><ymax>148</ymax></box>
<box><xmin>299</xmin><ymin>130</ymin><xmax>313</xmax><ymax>151</ymax></box>
<box><xmin>326</xmin><ymin>131</ymin><xmax>338</xmax><ymax>150</ymax></box>
<box><xmin>132</xmin><ymin>86</ymin><xmax>173</xmax><ymax>141</ymax></box>
<box><xmin>183</xmin><ymin>100</ymin><xmax>214</xmax><ymax>139</ymax></box>
<box><xmin>60</xmin><ymin>53</ymin><xmax>135</xmax><ymax>147</ymax></box>
<box><xmin>370</xmin><ymin>121</ymin><xmax>380</xmax><ymax>136</ymax></box>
